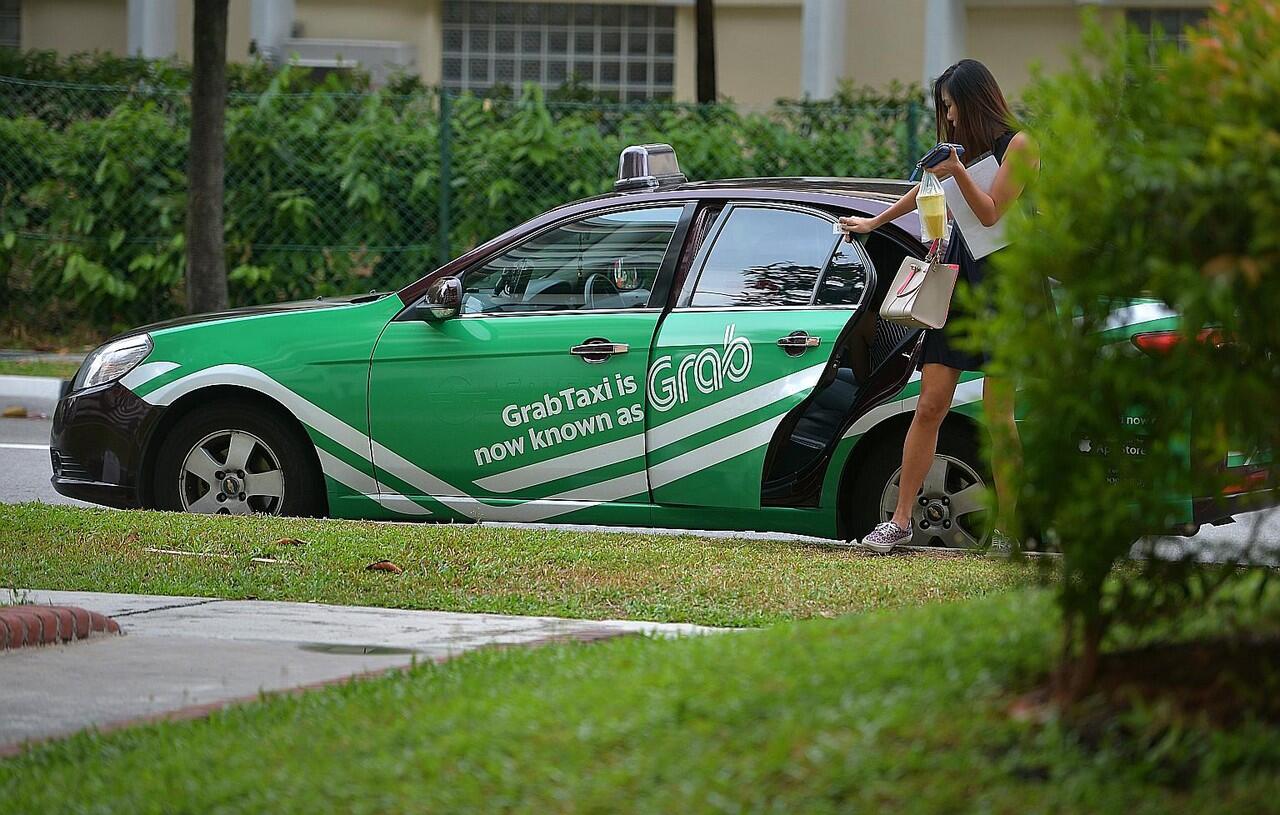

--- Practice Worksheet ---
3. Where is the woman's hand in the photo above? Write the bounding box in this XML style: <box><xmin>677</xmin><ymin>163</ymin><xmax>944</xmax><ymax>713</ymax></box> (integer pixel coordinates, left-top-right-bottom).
<box><xmin>837</xmin><ymin>215</ymin><xmax>877</xmax><ymax>240</ymax></box>
<box><xmin>927</xmin><ymin>147</ymin><xmax>964</xmax><ymax>181</ymax></box>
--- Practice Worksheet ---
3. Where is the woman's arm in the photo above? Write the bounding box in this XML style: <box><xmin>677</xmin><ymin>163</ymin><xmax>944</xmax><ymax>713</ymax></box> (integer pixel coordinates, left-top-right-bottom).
<box><xmin>929</xmin><ymin>132</ymin><xmax>1040</xmax><ymax>228</ymax></box>
<box><xmin>838</xmin><ymin>183</ymin><xmax>919</xmax><ymax>234</ymax></box>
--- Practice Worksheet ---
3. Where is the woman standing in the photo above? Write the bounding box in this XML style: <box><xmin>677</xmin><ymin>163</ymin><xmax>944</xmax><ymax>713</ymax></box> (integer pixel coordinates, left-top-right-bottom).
<box><xmin>839</xmin><ymin>59</ymin><xmax>1039</xmax><ymax>553</ymax></box>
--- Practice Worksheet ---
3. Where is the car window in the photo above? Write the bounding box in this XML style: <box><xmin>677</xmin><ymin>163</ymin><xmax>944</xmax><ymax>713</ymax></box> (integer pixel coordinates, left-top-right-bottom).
<box><xmin>815</xmin><ymin>240</ymin><xmax>870</xmax><ymax>307</ymax></box>
<box><xmin>461</xmin><ymin>206</ymin><xmax>684</xmax><ymax>314</ymax></box>
<box><xmin>689</xmin><ymin>207</ymin><xmax>836</xmax><ymax>308</ymax></box>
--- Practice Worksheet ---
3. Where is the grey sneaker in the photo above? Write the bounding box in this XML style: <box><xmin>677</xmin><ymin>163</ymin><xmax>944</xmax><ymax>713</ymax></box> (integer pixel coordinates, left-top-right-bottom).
<box><xmin>861</xmin><ymin>521</ymin><xmax>912</xmax><ymax>554</ymax></box>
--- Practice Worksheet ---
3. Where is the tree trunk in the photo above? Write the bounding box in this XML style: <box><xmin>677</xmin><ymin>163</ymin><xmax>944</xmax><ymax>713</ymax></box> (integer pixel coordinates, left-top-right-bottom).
<box><xmin>1052</xmin><ymin>612</ymin><xmax>1077</xmax><ymax>702</ymax></box>
<box><xmin>1060</xmin><ymin>615</ymin><xmax>1106</xmax><ymax>704</ymax></box>
<box><xmin>695</xmin><ymin>0</ymin><xmax>717</xmax><ymax>104</ymax></box>
<box><xmin>187</xmin><ymin>0</ymin><xmax>229</xmax><ymax>314</ymax></box>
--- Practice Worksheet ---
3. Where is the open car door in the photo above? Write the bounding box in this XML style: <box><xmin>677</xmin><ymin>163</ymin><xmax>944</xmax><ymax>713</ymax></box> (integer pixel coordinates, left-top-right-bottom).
<box><xmin>644</xmin><ymin>203</ymin><xmax>874</xmax><ymax>509</ymax></box>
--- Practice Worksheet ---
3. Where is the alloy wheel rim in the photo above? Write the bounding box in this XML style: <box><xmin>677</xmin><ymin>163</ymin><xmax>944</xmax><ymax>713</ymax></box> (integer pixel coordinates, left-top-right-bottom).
<box><xmin>879</xmin><ymin>454</ymin><xmax>988</xmax><ymax>548</ymax></box>
<box><xmin>178</xmin><ymin>429</ymin><xmax>285</xmax><ymax>515</ymax></box>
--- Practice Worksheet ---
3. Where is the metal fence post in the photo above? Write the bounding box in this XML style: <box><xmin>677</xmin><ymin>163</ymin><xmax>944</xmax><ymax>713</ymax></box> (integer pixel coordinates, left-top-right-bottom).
<box><xmin>438</xmin><ymin>89</ymin><xmax>452</xmax><ymax>268</ymax></box>
<box><xmin>905</xmin><ymin>99</ymin><xmax>920</xmax><ymax>178</ymax></box>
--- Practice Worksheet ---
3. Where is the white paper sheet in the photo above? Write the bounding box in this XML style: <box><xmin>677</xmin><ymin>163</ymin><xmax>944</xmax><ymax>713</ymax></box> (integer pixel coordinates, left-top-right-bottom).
<box><xmin>940</xmin><ymin>155</ymin><xmax>1009</xmax><ymax>260</ymax></box>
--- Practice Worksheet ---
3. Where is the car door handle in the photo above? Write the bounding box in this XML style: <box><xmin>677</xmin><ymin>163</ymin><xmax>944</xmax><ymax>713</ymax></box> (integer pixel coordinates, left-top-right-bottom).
<box><xmin>776</xmin><ymin>332</ymin><xmax>821</xmax><ymax>356</ymax></box>
<box><xmin>570</xmin><ymin>340</ymin><xmax>629</xmax><ymax>363</ymax></box>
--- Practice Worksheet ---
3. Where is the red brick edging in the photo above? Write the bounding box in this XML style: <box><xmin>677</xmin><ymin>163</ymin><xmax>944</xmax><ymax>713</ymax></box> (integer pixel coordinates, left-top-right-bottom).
<box><xmin>0</xmin><ymin>605</ymin><xmax>121</xmax><ymax>650</ymax></box>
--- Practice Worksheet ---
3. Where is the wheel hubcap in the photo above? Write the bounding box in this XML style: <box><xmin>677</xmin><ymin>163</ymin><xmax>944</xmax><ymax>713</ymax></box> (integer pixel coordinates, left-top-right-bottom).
<box><xmin>179</xmin><ymin>430</ymin><xmax>284</xmax><ymax>515</ymax></box>
<box><xmin>879</xmin><ymin>454</ymin><xmax>987</xmax><ymax>548</ymax></box>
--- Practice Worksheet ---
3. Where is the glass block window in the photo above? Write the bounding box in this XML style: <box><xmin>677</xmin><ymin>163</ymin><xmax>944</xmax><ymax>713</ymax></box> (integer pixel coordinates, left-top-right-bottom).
<box><xmin>442</xmin><ymin>1</ymin><xmax>676</xmax><ymax>100</ymax></box>
<box><xmin>1126</xmin><ymin>7</ymin><xmax>1209</xmax><ymax>59</ymax></box>
<box><xmin>0</xmin><ymin>0</ymin><xmax>19</xmax><ymax>50</ymax></box>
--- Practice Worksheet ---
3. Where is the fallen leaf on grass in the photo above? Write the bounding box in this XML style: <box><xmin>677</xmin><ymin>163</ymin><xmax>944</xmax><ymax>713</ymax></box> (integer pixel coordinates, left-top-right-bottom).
<box><xmin>275</xmin><ymin>537</ymin><xmax>308</xmax><ymax>547</ymax></box>
<box><xmin>366</xmin><ymin>560</ymin><xmax>403</xmax><ymax>574</ymax></box>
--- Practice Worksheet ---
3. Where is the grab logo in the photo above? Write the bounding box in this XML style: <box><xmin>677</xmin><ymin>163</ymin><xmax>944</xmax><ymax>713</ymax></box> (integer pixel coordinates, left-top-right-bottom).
<box><xmin>647</xmin><ymin>324</ymin><xmax>753</xmax><ymax>413</ymax></box>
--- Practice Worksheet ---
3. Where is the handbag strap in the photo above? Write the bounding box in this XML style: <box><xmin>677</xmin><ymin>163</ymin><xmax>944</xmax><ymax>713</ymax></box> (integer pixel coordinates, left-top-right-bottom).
<box><xmin>894</xmin><ymin>239</ymin><xmax>945</xmax><ymax>299</ymax></box>
<box><xmin>924</xmin><ymin>238</ymin><xmax>943</xmax><ymax>264</ymax></box>
<box><xmin>895</xmin><ymin>263</ymin><xmax>926</xmax><ymax>297</ymax></box>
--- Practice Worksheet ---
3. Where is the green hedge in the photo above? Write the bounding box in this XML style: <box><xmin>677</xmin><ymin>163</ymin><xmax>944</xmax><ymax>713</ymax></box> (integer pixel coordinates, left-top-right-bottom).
<box><xmin>0</xmin><ymin>54</ymin><xmax>932</xmax><ymax>334</ymax></box>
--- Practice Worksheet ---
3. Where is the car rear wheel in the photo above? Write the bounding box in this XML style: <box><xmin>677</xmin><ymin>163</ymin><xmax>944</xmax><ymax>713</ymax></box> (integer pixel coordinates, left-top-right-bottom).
<box><xmin>154</xmin><ymin>401</ymin><xmax>323</xmax><ymax>517</ymax></box>
<box><xmin>847</xmin><ymin>425</ymin><xmax>991</xmax><ymax>548</ymax></box>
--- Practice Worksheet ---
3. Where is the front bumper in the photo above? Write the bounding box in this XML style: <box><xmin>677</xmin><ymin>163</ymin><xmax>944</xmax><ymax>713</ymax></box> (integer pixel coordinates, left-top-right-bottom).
<box><xmin>49</xmin><ymin>382</ymin><xmax>164</xmax><ymax>509</ymax></box>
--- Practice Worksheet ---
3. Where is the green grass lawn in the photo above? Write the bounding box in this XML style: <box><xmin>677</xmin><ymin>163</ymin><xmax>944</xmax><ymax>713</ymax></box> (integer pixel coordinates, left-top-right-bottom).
<box><xmin>0</xmin><ymin>504</ymin><xmax>1033</xmax><ymax>627</ymax></box>
<box><xmin>0</xmin><ymin>359</ymin><xmax>80</xmax><ymax>379</ymax></box>
<box><xmin>4</xmin><ymin>589</ymin><xmax>1278</xmax><ymax>813</ymax></box>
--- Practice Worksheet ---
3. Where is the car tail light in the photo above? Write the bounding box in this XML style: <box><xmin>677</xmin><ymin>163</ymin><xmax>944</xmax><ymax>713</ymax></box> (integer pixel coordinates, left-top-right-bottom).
<box><xmin>1223</xmin><ymin>469</ymin><xmax>1271</xmax><ymax>496</ymax></box>
<box><xmin>1131</xmin><ymin>328</ymin><xmax>1227</xmax><ymax>356</ymax></box>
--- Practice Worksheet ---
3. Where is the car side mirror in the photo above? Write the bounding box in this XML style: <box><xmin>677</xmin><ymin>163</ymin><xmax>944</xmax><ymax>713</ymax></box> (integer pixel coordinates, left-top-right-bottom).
<box><xmin>416</xmin><ymin>277</ymin><xmax>462</xmax><ymax>321</ymax></box>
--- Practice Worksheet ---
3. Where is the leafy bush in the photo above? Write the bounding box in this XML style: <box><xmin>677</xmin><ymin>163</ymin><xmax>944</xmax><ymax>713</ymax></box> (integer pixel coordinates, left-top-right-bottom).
<box><xmin>977</xmin><ymin>0</ymin><xmax>1280</xmax><ymax>695</ymax></box>
<box><xmin>0</xmin><ymin>52</ymin><xmax>932</xmax><ymax>334</ymax></box>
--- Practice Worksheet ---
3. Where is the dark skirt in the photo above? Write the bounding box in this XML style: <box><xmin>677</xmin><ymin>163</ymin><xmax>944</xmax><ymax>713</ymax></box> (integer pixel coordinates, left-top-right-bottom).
<box><xmin>918</xmin><ymin>230</ymin><xmax>993</xmax><ymax>372</ymax></box>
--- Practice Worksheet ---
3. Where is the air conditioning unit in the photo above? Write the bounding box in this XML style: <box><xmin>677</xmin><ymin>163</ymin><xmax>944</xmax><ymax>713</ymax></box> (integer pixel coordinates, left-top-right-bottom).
<box><xmin>279</xmin><ymin>38</ymin><xmax>416</xmax><ymax>85</ymax></box>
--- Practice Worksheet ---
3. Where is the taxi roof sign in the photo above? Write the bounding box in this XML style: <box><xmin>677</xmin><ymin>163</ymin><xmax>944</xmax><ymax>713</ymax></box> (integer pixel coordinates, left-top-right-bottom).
<box><xmin>615</xmin><ymin>143</ymin><xmax>687</xmax><ymax>192</ymax></box>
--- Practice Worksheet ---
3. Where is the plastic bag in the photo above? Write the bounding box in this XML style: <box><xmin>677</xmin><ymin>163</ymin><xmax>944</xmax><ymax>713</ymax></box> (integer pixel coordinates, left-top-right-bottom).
<box><xmin>917</xmin><ymin>171</ymin><xmax>947</xmax><ymax>242</ymax></box>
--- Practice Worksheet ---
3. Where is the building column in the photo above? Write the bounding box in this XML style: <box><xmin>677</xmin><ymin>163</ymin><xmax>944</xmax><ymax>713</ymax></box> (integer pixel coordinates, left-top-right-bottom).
<box><xmin>801</xmin><ymin>0</ymin><xmax>847</xmax><ymax>100</ymax></box>
<box><xmin>923</xmin><ymin>0</ymin><xmax>966</xmax><ymax>90</ymax></box>
<box><xmin>127</xmin><ymin>0</ymin><xmax>177</xmax><ymax>58</ymax></box>
<box><xmin>251</xmin><ymin>0</ymin><xmax>295</xmax><ymax>63</ymax></box>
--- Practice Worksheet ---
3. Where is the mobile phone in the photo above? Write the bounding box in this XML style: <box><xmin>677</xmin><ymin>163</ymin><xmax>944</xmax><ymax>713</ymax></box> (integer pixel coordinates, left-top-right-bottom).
<box><xmin>920</xmin><ymin>142</ymin><xmax>965</xmax><ymax>169</ymax></box>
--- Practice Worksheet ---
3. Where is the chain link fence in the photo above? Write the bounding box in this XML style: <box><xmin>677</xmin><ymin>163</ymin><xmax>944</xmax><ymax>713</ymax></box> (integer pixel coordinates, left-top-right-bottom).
<box><xmin>0</xmin><ymin>73</ymin><xmax>934</xmax><ymax>332</ymax></box>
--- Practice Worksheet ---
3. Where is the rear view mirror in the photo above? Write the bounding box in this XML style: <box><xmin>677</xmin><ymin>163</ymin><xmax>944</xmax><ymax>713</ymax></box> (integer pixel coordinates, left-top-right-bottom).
<box><xmin>417</xmin><ymin>277</ymin><xmax>462</xmax><ymax>321</ymax></box>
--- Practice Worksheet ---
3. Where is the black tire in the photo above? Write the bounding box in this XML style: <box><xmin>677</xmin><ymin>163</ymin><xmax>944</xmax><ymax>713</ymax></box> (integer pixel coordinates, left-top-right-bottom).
<box><xmin>153</xmin><ymin>399</ymin><xmax>325</xmax><ymax>517</ymax></box>
<box><xmin>845</xmin><ymin>422</ymin><xmax>991</xmax><ymax>548</ymax></box>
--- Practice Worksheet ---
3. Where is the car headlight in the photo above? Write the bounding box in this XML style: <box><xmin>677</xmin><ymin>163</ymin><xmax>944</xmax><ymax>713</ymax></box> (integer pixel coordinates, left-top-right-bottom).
<box><xmin>73</xmin><ymin>334</ymin><xmax>152</xmax><ymax>392</ymax></box>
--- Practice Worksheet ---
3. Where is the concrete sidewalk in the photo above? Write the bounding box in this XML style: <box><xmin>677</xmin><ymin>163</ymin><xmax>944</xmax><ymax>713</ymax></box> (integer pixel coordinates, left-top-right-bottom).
<box><xmin>0</xmin><ymin>349</ymin><xmax>82</xmax><ymax>416</ymax></box>
<box><xmin>0</xmin><ymin>375</ymin><xmax>66</xmax><ymax>416</ymax></box>
<box><xmin>1</xmin><ymin>590</ymin><xmax>717</xmax><ymax>753</ymax></box>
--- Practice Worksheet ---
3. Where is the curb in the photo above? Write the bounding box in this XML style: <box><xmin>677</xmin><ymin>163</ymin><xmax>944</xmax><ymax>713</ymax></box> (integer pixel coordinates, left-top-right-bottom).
<box><xmin>0</xmin><ymin>375</ymin><xmax>69</xmax><ymax>417</ymax></box>
<box><xmin>0</xmin><ymin>605</ymin><xmax>121</xmax><ymax>650</ymax></box>
<box><xmin>0</xmin><ymin>625</ymin><xmax>639</xmax><ymax>759</ymax></box>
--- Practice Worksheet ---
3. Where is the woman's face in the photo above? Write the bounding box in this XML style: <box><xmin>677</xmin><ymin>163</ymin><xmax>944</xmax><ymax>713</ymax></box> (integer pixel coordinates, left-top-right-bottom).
<box><xmin>941</xmin><ymin>89</ymin><xmax>958</xmax><ymax>131</ymax></box>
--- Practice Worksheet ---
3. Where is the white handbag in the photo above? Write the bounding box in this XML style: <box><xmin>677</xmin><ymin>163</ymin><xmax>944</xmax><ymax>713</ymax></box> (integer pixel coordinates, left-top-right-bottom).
<box><xmin>878</xmin><ymin>240</ymin><xmax>959</xmax><ymax>330</ymax></box>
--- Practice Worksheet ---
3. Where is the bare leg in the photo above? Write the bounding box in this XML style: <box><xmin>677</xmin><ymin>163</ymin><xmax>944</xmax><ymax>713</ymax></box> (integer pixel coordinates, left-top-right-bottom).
<box><xmin>892</xmin><ymin>364</ymin><xmax>962</xmax><ymax>529</ymax></box>
<box><xmin>983</xmin><ymin>374</ymin><xmax>1022</xmax><ymax>533</ymax></box>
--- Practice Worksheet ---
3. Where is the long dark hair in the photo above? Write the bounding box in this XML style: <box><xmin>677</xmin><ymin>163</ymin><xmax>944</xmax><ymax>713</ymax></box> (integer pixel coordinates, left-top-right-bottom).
<box><xmin>934</xmin><ymin>59</ymin><xmax>1016</xmax><ymax>163</ymax></box>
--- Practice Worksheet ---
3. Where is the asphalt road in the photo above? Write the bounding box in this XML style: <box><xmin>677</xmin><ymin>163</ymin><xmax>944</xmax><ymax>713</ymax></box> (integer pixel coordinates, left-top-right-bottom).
<box><xmin>1</xmin><ymin>417</ymin><xmax>91</xmax><ymax>507</ymax></box>
<box><xmin>3</xmin><ymin>416</ymin><xmax>1277</xmax><ymax>560</ymax></box>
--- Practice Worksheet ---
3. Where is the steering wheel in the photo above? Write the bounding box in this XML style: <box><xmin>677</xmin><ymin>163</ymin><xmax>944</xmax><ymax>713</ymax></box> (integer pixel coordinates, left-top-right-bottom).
<box><xmin>583</xmin><ymin>272</ymin><xmax>621</xmax><ymax>311</ymax></box>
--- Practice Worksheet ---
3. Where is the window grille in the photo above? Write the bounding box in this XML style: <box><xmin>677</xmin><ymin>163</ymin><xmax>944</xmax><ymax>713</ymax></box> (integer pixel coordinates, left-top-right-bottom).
<box><xmin>442</xmin><ymin>1</ymin><xmax>675</xmax><ymax>101</ymax></box>
<box><xmin>1126</xmin><ymin>7</ymin><xmax>1209</xmax><ymax>59</ymax></box>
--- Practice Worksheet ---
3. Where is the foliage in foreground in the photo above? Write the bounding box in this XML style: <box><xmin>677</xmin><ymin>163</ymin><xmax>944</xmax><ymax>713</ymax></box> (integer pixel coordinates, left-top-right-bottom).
<box><xmin>0</xmin><ymin>503</ymin><xmax>1030</xmax><ymax>628</ymax></box>
<box><xmin>4</xmin><ymin>589</ymin><xmax>1280</xmax><ymax>813</ymax></box>
<box><xmin>975</xmin><ymin>0</ymin><xmax>1280</xmax><ymax>693</ymax></box>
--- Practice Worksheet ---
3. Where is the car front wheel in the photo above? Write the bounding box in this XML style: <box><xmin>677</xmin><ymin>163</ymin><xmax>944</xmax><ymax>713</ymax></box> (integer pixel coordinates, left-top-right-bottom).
<box><xmin>153</xmin><ymin>400</ymin><xmax>324</xmax><ymax>517</ymax></box>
